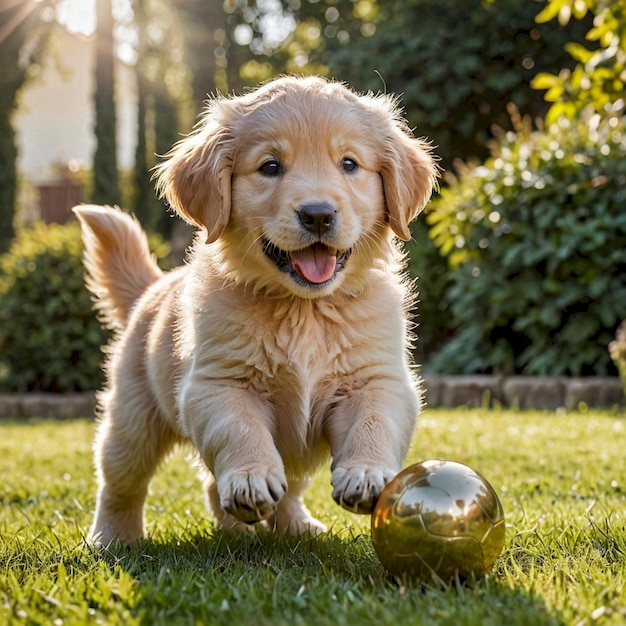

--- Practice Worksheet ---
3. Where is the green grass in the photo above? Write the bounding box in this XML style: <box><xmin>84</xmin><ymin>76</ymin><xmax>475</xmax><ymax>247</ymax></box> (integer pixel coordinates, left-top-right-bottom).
<box><xmin>1</xmin><ymin>408</ymin><xmax>625</xmax><ymax>625</ymax></box>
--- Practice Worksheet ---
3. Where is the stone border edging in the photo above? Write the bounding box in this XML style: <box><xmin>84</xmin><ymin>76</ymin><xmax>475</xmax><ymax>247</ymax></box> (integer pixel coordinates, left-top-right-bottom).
<box><xmin>0</xmin><ymin>392</ymin><xmax>96</xmax><ymax>420</ymax></box>
<box><xmin>0</xmin><ymin>377</ymin><xmax>623</xmax><ymax>419</ymax></box>
<box><xmin>422</xmin><ymin>375</ymin><xmax>624</xmax><ymax>410</ymax></box>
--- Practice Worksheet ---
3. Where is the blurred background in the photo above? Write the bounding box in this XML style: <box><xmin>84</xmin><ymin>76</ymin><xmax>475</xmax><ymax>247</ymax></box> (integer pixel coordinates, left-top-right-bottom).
<box><xmin>0</xmin><ymin>0</ymin><xmax>625</xmax><ymax>394</ymax></box>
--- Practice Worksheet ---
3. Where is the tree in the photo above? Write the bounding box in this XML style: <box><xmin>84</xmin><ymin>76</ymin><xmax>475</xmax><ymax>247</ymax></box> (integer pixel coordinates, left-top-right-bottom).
<box><xmin>92</xmin><ymin>0</ymin><xmax>121</xmax><ymax>205</ymax></box>
<box><xmin>176</xmin><ymin>0</ymin><xmax>233</xmax><ymax>106</ymax></box>
<box><xmin>222</xmin><ymin>0</ymin><xmax>328</xmax><ymax>84</ymax></box>
<box><xmin>130</xmin><ymin>0</ymin><xmax>247</xmax><ymax>238</ymax></box>
<box><xmin>0</xmin><ymin>0</ymin><xmax>54</xmax><ymax>253</ymax></box>
<box><xmin>132</xmin><ymin>60</ymin><xmax>151</xmax><ymax>227</ymax></box>
<box><xmin>322</xmin><ymin>0</ymin><xmax>593</xmax><ymax>170</ymax></box>
<box><xmin>131</xmin><ymin>0</ymin><xmax>156</xmax><ymax>227</ymax></box>
<box><xmin>130</xmin><ymin>0</ymin><xmax>195</xmax><ymax>237</ymax></box>
<box><xmin>222</xmin><ymin>0</ymin><xmax>592</xmax><ymax>170</ymax></box>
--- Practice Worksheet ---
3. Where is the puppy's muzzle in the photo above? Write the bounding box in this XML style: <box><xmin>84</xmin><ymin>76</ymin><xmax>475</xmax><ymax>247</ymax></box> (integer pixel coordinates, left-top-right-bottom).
<box><xmin>262</xmin><ymin>201</ymin><xmax>352</xmax><ymax>288</ymax></box>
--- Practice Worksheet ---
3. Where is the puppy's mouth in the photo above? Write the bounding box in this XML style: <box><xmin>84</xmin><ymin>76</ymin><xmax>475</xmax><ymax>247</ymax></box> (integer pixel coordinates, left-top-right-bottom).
<box><xmin>262</xmin><ymin>240</ymin><xmax>352</xmax><ymax>287</ymax></box>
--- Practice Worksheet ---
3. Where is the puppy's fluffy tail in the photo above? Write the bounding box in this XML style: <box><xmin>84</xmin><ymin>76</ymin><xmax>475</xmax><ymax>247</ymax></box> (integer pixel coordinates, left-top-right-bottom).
<box><xmin>73</xmin><ymin>205</ymin><xmax>163</xmax><ymax>330</ymax></box>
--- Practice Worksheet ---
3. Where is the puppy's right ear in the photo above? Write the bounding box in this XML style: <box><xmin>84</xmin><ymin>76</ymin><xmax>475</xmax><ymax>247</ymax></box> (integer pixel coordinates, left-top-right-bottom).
<box><xmin>154</xmin><ymin>109</ymin><xmax>232</xmax><ymax>244</ymax></box>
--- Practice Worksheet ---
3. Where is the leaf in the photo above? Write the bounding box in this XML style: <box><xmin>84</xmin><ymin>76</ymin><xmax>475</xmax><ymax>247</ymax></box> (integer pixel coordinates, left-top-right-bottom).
<box><xmin>535</xmin><ymin>0</ymin><xmax>565</xmax><ymax>24</ymax></box>
<box><xmin>564</xmin><ymin>42</ymin><xmax>595</xmax><ymax>64</ymax></box>
<box><xmin>545</xmin><ymin>85</ymin><xmax>565</xmax><ymax>102</ymax></box>
<box><xmin>545</xmin><ymin>101</ymin><xmax>578</xmax><ymax>126</ymax></box>
<box><xmin>558</xmin><ymin>1</ymin><xmax>572</xmax><ymax>26</ymax></box>
<box><xmin>531</xmin><ymin>73</ymin><xmax>560</xmax><ymax>90</ymax></box>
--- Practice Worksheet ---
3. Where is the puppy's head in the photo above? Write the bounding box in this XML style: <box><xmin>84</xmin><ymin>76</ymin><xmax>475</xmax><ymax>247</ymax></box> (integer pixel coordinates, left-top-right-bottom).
<box><xmin>155</xmin><ymin>75</ymin><xmax>438</xmax><ymax>299</ymax></box>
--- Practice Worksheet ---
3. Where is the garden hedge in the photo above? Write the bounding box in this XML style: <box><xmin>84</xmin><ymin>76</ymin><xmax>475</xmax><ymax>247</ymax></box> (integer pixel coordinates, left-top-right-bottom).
<box><xmin>425</xmin><ymin>112</ymin><xmax>626</xmax><ymax>376</ymax></box>
<box><xmin>0</xmin><ymin>217</ymin><xmax>169</xmax><ymax>392</ymax></box>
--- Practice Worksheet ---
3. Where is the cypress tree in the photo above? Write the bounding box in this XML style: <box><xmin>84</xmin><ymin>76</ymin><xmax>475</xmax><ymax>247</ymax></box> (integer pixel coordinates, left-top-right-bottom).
<box><xmin>0</xmin><ymin>2</ymin><xmax>53</xmax><ymax>252</ymax></box>
<box><xmin>92</xmin><ymin>0</ymin><xmax>120</xmax><ymax>206</ymax></box>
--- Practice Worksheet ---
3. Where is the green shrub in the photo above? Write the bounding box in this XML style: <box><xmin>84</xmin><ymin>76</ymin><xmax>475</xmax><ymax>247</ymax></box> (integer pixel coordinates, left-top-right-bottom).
<box><xmin>0</xmin><ymin>218</ymin><xmax>170</xmax><ymax>392</ymax></box>
<box><xmin>0</xmin><ymin>221</ymin><xmax>107</xmax><ymax>392</ymax></box>
<box><xmin>425</xmin><ymin>112</ymin><xmax>626</xmax><ymax>376</ymax></box>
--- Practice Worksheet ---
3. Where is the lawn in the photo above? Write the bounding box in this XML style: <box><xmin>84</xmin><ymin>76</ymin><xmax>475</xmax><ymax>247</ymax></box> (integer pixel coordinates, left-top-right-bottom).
<box><xmin>1</xmin><ymin>407</ymin><xmax>625</xmax><ymax>625</ymax></box>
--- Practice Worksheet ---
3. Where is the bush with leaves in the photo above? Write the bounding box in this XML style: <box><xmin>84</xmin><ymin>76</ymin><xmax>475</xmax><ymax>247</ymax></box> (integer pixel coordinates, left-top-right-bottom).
<box><xmin>0</xmin><ymin>218</ymin><xmax>170</xmax><ymax>392</ymax></box>
<box><xmin>0</xmin><ymin>221</ymin><xmax>106</xmax><ymax>392</ymax></box>
<box><xmin>531</xmin><ymin>0</ymin><xmax>626</xmax><ymax>124</ymax></box>
<box><xmin>425</xmin><ymin>111</ymin><xmax>626</xmax><ymax>376</ymax></box>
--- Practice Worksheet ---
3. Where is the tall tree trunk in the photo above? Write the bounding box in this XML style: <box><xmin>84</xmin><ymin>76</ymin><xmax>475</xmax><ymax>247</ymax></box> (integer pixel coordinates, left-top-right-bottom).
<box><xmin>175</xmin><ymin>0</ymin><xmax>226</xmax><ymax>113</ymax></box>
<box><xmin>92</xmin><ymin>0</ymin><xmax>120</xmax><ymax>205</ymax></box>
<box><xmin>132</xmin><ymin>67</ymin><xmax>152</xmax><ymax>225</ymax></box>
<box><xmin>0</xmin><ymin>1</ymin><xmax>52</xmax><ymax>252</ymax></box>
<box><xmin>131</xmin><ymin>0</ymin><xmax>152</xmax><ymax>225</ymax></box>
<box><xmin>153</xmin><ymin>86</ymin><xmax>179</xmax><ymax>238</ymax></box>
<box><xmin>0</xmin><ymin>91</ymin><xmax>18</xmax><ymax>254</ymax></box>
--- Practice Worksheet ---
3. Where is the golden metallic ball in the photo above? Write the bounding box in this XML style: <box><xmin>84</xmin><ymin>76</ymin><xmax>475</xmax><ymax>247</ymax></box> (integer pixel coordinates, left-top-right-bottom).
<box><xmin>371</xmin><ymin>460</ymin><xmax>505</xmax><ymax>582</ymax></box>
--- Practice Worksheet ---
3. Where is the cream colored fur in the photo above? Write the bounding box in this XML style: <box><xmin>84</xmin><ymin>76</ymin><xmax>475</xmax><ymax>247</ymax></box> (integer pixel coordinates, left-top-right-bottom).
<box><xmin>74</xmin><ymin>75</ymin><xmax>438</xmax><ymax>546</ymax></box>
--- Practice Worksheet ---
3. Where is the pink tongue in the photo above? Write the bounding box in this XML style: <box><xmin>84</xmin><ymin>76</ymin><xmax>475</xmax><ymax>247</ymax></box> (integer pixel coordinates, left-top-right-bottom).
<box><xmin>291</xmin><ymin>245</ymin><xmax>337</xmax><ymax>284</ymax></box>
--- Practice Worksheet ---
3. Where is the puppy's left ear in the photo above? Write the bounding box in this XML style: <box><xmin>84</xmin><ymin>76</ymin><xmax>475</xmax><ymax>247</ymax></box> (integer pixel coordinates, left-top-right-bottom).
<box><xmin>380</xmin><ymin>130</ymin><xmax>439</xmax><ymax>241</ymax></box>
<box><xmin>154</xmin><ymin>111</ymin><xmax>233</xmax><ymax>244</ymax></box>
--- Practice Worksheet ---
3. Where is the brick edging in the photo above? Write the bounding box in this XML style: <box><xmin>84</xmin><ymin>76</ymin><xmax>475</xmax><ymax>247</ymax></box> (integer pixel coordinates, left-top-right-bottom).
<box><xmin>0</xmin><ymin>392</ymin><xmax>96</xmax><ymax>420</ymax></box>
<box><xmin>421</xmin><ymin>375</ymin><xmax>624</xmax><ymax>410</ymax></box>
<box><xmin>0</xmin><ymin>377</ymin><xmax>623</xmax><ymax>419</ymax></box>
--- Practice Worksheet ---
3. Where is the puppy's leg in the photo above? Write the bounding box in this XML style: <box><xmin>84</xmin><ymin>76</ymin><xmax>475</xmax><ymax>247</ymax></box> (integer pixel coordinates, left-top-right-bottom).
<box><xmin>326</xmin><ymin>378</ymin><xmax>419</xmax><ymax>514</ymax></box>
<box><xmin>272</xmin><ymin>478</ymin><xmax>327</xmax><ymax>536</ymax></box>
<box><xmin>182</xmin><ymin>382</ymin><xmax>287</xmax><ymax>525</ymax></box>
<box><xmin>90</xmin><ymin>391</ymin><xmax>177</xmax><ymax>547</ymax></box>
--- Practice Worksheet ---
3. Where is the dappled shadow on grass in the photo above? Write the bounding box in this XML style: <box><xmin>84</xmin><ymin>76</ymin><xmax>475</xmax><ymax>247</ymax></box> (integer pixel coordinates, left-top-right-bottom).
<box><xmin>92</xmin><ymin>527</ymin><xmax>565</xmax><ymax>626</ymax></box>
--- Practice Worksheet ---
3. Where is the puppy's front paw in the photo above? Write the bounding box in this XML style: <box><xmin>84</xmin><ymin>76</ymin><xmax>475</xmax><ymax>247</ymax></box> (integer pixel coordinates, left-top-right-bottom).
<box><xmin>331</xmin><ymin>466</ymin><xmax>396</xmax><ymax>514</ymax></box>
<box><xmin>218</xmin><ymin>468</ymin><xmax>287</xmax><ymax>523</ymax></box>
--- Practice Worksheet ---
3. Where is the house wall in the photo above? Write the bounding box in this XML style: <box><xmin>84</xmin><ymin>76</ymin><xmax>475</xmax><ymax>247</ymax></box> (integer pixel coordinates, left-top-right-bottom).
<box><xmin>14</xmin><ymin>27</ymin><xmax>137</xmax><ymax>195</ymax></box>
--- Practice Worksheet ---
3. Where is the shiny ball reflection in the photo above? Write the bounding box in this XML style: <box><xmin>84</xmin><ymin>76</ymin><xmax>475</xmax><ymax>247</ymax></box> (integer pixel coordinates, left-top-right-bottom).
<box><xmin>371</xmin><ymin>460</ymin><xmax>505</xmax><ymax>582</ymax></box>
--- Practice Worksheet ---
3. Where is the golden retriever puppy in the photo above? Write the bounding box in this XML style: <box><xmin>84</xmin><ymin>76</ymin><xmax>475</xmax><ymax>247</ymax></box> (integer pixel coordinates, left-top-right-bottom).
<box><xmin>74</xmin><ymin>75</ymin><xmax>438</xmax><ymax>547</ymax></box>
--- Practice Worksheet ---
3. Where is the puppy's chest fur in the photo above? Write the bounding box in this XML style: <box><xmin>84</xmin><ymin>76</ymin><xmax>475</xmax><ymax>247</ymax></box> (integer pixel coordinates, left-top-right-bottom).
<box><xmin>190</xmin><ymin>292</ymin><xmax>392</xmax><ymax>475</ymax></box>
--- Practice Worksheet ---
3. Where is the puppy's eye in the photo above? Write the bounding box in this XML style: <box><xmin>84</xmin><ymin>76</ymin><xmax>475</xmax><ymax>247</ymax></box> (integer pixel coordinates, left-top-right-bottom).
<box><xmin>340</xmin><ymin>157</ymin><xmax>358</xmax><ymax>174</ymax></box>
<box><xmin>259</xmin><ymin>160</ymin><xmax>282</xmax><ymax>176</ymax></box>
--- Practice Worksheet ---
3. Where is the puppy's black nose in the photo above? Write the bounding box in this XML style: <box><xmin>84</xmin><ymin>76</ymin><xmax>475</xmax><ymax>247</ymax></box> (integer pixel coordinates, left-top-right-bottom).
<box><xmin>298</xmin><ymin>202</ymin><xmax>336</xmax><ymax>237</ymax></box>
